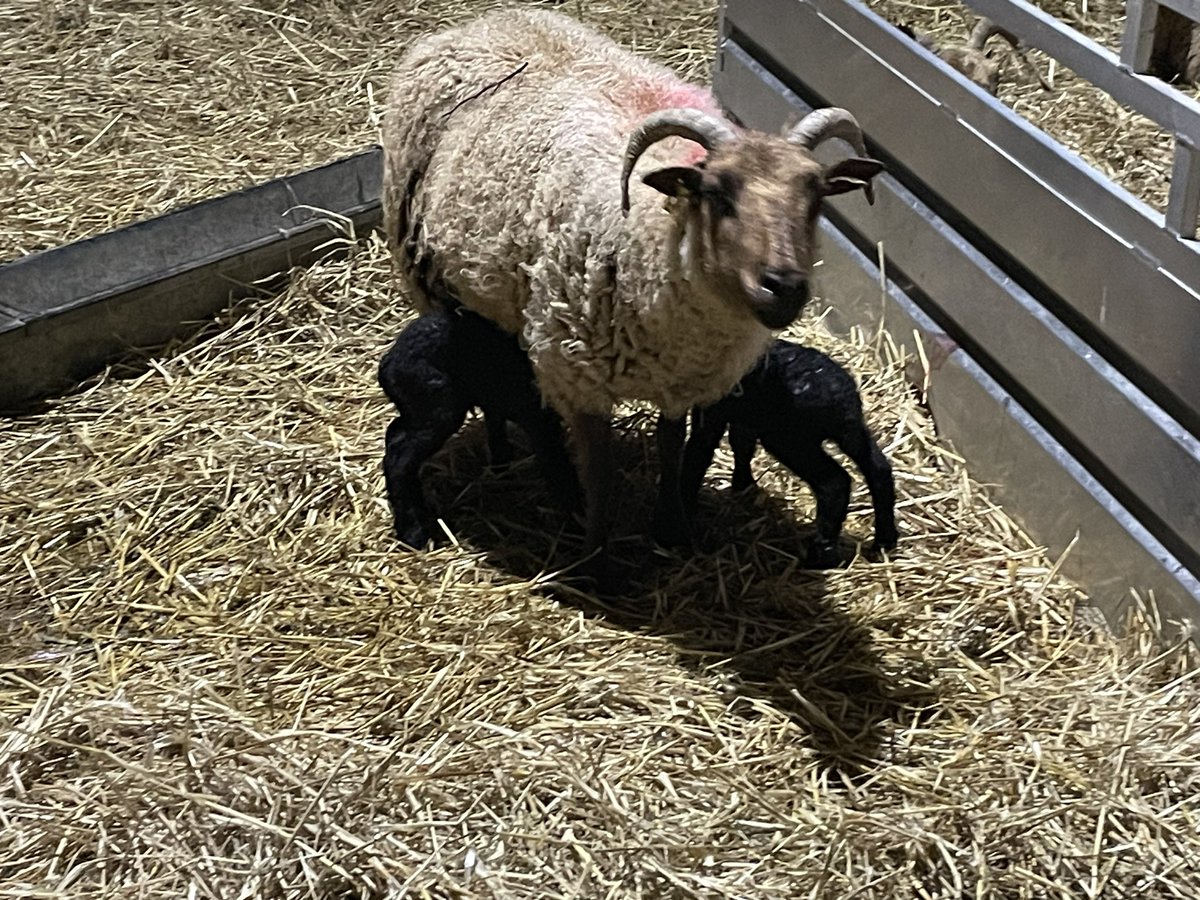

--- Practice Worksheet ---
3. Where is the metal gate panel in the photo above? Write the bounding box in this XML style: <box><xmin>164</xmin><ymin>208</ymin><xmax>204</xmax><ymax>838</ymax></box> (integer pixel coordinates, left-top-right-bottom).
<box><xmin>716</xmin><ymin>0</ymin><xmax>1200</xmax><ymax>623</ymax></box>
<box><xmin>720</xmin><ymin>0</ymin><xmax>1200</xmax><ymax>437</ymax></box>
<box><xmin>817</xmin><ymin>221</ymin><xmax>1200</xmax><ymax>628</ymax></box>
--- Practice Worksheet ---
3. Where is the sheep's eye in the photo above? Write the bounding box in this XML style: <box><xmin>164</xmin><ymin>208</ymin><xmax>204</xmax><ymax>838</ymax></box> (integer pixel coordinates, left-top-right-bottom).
<box><xmin>702</xmin><ymin>173</ymin><xmax>741</xmax><ymax>219</ymax></box>
<box><xmin>705</xmin><ymin>189</ymin><xmax>737</xmax><ymax>219</ymax></box>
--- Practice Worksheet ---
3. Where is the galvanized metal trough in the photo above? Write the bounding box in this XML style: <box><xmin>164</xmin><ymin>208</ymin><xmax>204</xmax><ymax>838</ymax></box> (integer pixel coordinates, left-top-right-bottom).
<box><xmin>2</xmin><ymin>0</ymin><xmax>1197</xmax><ymax>631</ymax></box>
<box><xmin>0</xmin><ymin>149</ymin><xmax>381</xmax><ymax>412</ymax></box>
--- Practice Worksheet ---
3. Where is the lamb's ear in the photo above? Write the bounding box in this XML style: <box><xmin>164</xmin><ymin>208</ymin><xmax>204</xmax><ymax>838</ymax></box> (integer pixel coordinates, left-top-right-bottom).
<box><xmin>822</xmin><ymin>157</ymin><xmax>886</xmax><ymax>204</ymax></box>
<box><xmin>642</xmin><ymin>166</ymin><xmax>703</xmax><ymax>199</ymax></box>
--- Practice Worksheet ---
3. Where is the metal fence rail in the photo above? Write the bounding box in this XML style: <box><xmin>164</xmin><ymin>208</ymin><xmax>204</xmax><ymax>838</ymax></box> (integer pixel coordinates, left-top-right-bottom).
<box><xmin>963</xmin><ymin>0</ymin><xmax>1200</xmax><ymax>236</ymax></box>
<box><xmin>716</xmin><ymin>0</ymin><xmax>1200</xmax><ymax>627</ymax></box>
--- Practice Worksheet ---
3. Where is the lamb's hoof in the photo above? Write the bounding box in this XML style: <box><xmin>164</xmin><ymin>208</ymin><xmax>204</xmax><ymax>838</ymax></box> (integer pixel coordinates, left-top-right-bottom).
<box><xmin>395</xmin><ymin>521</ymin><xmax>436</xmax><ymax>549</ymax></box>
<box><xmin>869</xmin><ymin>532</ymin><xmax>898</xmax><ymax>558</ymax></box>
<box><xmin>804</xmin><ymin>540</ymin><xmax>840</xmax><ymax>569</ymax></box>
<box><xmin>651</xmin><ymin>519</ymin><xmax>693</xmax><ymax>552</ymax></box>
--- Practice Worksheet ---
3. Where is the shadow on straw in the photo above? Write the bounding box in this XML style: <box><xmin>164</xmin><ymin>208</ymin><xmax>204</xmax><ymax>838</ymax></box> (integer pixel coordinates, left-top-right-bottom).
<box><xmin>405</xmin><ymin>416</ymin><xmax>935</xmax><ymax>778</ymax></box>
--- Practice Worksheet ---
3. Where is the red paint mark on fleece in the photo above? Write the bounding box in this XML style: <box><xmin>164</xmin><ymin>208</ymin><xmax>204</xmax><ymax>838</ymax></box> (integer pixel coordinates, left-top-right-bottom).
<box><xmin>624</xmin><ymin>78</ymin><xmax>730</xmax><ymax>165</ymax></box>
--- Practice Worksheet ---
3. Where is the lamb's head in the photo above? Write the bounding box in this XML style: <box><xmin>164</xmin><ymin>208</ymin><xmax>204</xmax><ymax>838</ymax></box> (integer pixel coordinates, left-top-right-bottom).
<box><xmin>621</xmin><ymin>108</ymin><xmax>883</xmax><ymax>330</ymax></box>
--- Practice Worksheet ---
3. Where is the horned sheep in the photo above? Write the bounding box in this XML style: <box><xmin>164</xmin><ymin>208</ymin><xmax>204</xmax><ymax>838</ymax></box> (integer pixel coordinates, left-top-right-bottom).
<box><xmin>381</xmin><ymin>8</ymin><xmax>884</xmax><ymax>567</ymax></box>
<box><xmin>898</xmin><ymin>17</ymin><xmax>1052</xmax><ymax>94</ymax></box>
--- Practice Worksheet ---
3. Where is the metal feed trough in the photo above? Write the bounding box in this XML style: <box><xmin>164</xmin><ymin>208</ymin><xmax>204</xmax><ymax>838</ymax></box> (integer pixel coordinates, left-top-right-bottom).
<box><xmin>1</xmin><ymin>0</ymin><xmax>1198</xmax><ymax>630</ymax></box>
<box><xmin>0</xmin><ymin>150</ymin><xmax>380</xmax><ymax>408</ymax></box>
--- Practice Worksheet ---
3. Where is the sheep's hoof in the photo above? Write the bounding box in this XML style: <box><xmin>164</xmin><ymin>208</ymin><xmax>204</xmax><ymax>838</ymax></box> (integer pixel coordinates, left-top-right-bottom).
<box><xmin>804</xmin><ymin>539</ymin><xmax>841</xmax><ymax>569</ymax></box>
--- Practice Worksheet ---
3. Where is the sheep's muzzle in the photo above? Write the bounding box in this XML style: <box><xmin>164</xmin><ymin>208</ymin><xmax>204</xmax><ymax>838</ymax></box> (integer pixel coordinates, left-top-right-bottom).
<box><xmin>747</xmin><ymin>269</ymin><xmax>810</xmax><ymax>329</ymax></box>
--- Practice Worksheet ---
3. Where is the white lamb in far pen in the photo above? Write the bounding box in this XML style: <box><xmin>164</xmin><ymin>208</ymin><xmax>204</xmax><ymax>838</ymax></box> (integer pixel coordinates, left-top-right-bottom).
<box><xmin>381</xmin><ymin>8</ymin><xmax>884</xmax><ymax>571</ymax></box>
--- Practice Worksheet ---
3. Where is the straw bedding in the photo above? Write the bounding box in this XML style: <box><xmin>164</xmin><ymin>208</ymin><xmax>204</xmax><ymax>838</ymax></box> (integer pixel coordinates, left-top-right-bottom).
<box><xmin>0</xmin><ymin>0</ymin><xmax>1188</xmax><ymax>264</ymax></box>
<box><xmin>3</xmin><ymin>232</ymin><xmax>1199</xmax><ymax>897</ymax></box>
<box><xmin>4</xmin><ymin>0</ymin><xmax>1200</xmax><ymax>897</ymax></box>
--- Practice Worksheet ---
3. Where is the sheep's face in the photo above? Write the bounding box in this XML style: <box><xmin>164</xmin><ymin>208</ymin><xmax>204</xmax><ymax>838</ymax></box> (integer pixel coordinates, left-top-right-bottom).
<box><xmin>644</xmin><ymin>137</ymin><xmax>883</xmax><ymax>330</ymax></box>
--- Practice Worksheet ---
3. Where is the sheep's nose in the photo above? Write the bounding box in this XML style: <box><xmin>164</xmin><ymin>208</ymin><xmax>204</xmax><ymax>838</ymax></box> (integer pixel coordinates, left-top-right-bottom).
<box><xmin>751</xmin><ymin>268</ymin><xmax>810</xmax><ymax>329</ymax></box>
<box><xmin>760</xmin><ymin>268</ymin><xmax>810</xmax><ymax>306</ymax></box>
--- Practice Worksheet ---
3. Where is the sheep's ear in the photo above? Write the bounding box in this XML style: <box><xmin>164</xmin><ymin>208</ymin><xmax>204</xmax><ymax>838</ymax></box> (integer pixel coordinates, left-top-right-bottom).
<box><xmin>822</xmin><ymin>157</ymin><xmax>885</xmax><ymax>201</ymax></box>
<box><xmin>642</xmin><ymin>166</ymin><xmax>703</xmax><ymax>199</ymax></box>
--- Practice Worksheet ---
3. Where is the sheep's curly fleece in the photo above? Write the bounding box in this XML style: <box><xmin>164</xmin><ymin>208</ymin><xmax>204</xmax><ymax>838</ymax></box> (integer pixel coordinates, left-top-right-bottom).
<box><xmin>382</xmin><ymin>8</ymin><xmax>774</xmax><ymax>420</ymax></box>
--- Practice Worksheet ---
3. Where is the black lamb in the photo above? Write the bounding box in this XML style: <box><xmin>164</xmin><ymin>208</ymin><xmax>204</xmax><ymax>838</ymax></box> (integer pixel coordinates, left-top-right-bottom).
<box><xmin>681</xmin><ymin>339</ymin><xmax>898</xmax><ymax>567</ymax></box>
<box><xmin>378</xmin><ymin>307</ymin><xmax>582</xmax><ymax>547</ymax></box>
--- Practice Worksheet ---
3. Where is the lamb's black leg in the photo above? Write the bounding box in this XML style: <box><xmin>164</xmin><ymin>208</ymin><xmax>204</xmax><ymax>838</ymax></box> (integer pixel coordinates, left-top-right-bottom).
<box><xmin>838</xmin><ymin>422</ymin><xmax>898</xmax><ymax>553</ymax></box>
<box><xmin>383</xmin><ymin>412</ymin><xmax>466</xmax><ymax>547</ymax></box>
<box><xmin>768</xmin><ymin>442</ymin><xmax>852</xmax><ymax>568</ymax></box>
<box><xmin>523</xmin><ymin>409</ymin><xmax>584</xmax><ymax>518</ymax></box>
<box><xmin>680</xmin><ymin>406</ymin><xmax>728</xmax><ymax>515</ymax></box>
<box><xmin>651</xmin><ymin>413</ymin><xmax>691</xmax><ymax>549</ymax></box>
<box><xmin>571</xmin><ymin>412</ymin><xmax>615</xmax><ymax>571</ymax></box>
<box><xmin>728</xmin><ymin>422</ymin><xmax>759</xmax><ymax>492</ymax></box>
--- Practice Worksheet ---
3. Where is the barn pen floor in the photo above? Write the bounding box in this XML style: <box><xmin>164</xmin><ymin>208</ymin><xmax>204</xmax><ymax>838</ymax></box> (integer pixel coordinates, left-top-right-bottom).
<box><xmin>2</xmin><ymin>234</ymin><xmax>1199</xmax><ymax>897</ymax></box>
<box><xmin>4</xmin><ymin>0</ymin><xmax>1200</xmax><ymax>896</ymax></box>
<box><xmin>0</xmin><ymin>0</ymin><xmax>1188</xmax><ymax>264</ymax></box>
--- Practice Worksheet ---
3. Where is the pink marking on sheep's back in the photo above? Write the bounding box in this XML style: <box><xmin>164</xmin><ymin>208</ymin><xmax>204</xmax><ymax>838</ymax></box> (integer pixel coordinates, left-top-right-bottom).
<box><xmin>621</xmin><ymin>78</ymin><xmax>731</xmax><ymax>166</ymax></box>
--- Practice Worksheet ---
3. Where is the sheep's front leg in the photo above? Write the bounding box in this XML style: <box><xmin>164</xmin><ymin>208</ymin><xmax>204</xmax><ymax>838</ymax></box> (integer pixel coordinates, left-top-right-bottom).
<box><xmin>571</xmin><ymin>412</ymin><xmax>615</xmax><ymax>564</ymax></box>
<box><xmin>651</xmin><ymin>413</ymin><xmax>692</xmax><ymax>549</ymax></box>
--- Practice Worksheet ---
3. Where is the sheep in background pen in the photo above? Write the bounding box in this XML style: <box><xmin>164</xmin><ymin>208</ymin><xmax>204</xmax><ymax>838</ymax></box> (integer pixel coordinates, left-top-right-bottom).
<box><xmin>681</xmin><ymin>339</ymin><xmax>898</xmax><ymax>569</ymax></box>
<box><xmin>898</xmin><ymin>17</ymin><xmax>1053</xmax><ymax>94</ymax></box>
<box><xmin>381</xmin><ymin>8</ymin><xmax>883</xmax><ymax>572</ymax></box>
<box><xmin>1149</xmin><ymin>8</ymin><xmax>1200</xmax><ymax>85</ymax></box>
<box><xmin>378</xmin><ymin>306</ymin><xmax>582</xmax><ymax>548</ymax></box>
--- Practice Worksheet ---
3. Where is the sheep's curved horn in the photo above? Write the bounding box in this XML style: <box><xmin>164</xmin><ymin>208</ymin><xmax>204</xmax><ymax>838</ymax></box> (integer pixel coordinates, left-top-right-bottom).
<box><xmin>621</xmin><ymin>109</ymin><xmax>735</xmax><ymax>214</ymax></box>
<box><xmin>786</xmin><ymin>107</ymin><xmax>868</xmax><ymax>154</ymax></box>
<box><xmin>968</xmin><ymin>17</ymin><xmax>1017</xmax><ymax>51</ymax></box>
<box><xmin>787</xmin><ymin>108</ymin><xmax>875</xmax><ymax>204</ymax></box>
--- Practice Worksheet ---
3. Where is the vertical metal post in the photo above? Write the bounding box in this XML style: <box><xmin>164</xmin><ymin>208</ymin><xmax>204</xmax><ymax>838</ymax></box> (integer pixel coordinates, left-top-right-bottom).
<box><xmin>715</xmin><ymin>0</ymin><xmax>730</xmax><ymax>74</ymax></box>
<box><xmin>1120</xmin><ymin>0</ymin><xmax>1160</xmax><ymax>73</ymax></box>
<box><xmin>1166</xmin><ymin>136</ymin><xmax>1200</xmax><ymax>239</ymax></box>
